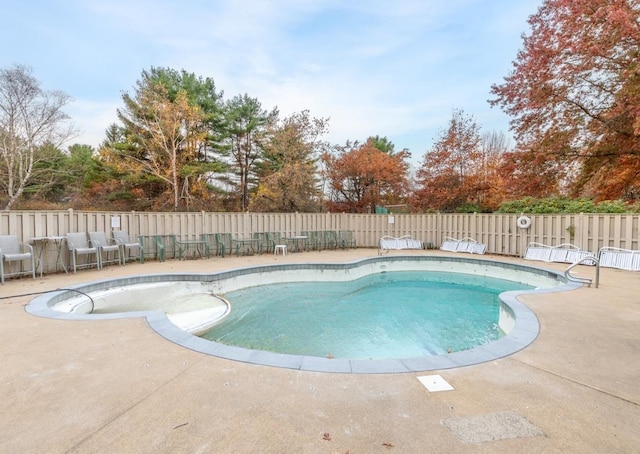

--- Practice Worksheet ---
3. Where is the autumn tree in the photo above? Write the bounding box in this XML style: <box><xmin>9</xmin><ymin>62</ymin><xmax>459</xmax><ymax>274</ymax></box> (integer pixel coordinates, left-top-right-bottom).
<box><xmin>115</xmin><ymin>83</ymin><xmax>207</xmax><ymax>211</ymax></box>
<box><xmin>490</xmin><ymin>0</ymin><xmax>640</xmax><ymax>201</ymax></box>
<box><xmin>0</xmin><ymin>64</ymin><xmax>76</xmax><ymax>209</ymax></box>
<box><xmin>495</xmin><ymin>146</ymin><xmax>566</xmax><ymax>202</ymax></box>
<box><xmin>322</xmin><ymin>139</ymin><xmax>411</xmax><ymax>213</ymax></box>
<box><xmin>103</xmin><ymin>68</ymin><xmax>225</xmax><ymax>211</ymax></box>
<box><xmin>413</xmin><ymin>109</ymin><xmax>484</xmax><ymax>212</ymax></box>
<box><xmin>249</xmin><ymin>110</ymin><xmax>329</xmax><ymax>212</ymax></box>
<box><xmin>135</xmin><ymin>67</ymin><xmax>228</xmax><ymax>161</ymax></box>
<box><xmin>476</xmin><ymin>130</ymin><xmax>512</xmax><ymax>210</ymax></box>
<box><xmin>223</xmin><ymin>94</ymin><xmax>278</xmax><ymax>211</ymax></box>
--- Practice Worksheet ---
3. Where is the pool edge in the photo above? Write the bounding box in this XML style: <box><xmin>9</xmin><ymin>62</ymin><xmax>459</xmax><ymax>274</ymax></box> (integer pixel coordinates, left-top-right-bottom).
<box><xmin>25</xmin><ymin>255</ymin><xmax>581</xmax><ymax>374</ymax></box>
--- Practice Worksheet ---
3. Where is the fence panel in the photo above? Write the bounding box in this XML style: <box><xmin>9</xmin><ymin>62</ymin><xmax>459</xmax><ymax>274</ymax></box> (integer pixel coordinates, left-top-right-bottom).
<box><xmin>1</xmin><ymin>211</ymin><xmax>639</xmax><ymax>264</ymax></box>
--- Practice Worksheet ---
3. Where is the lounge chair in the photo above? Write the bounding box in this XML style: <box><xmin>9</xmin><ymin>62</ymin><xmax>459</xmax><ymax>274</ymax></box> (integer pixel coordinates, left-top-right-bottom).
<box><xmin>524</xmin><ymin>242</ymin><xmax>596</xmax><ymax>265</ymax></box>
<box><xmin>439</xmin><ymin>237</ymin><xmax>459</xmax><ymax>252</ymax></box>
<box><xmin>439</xmin><ymin>237</ymin><xmax>487</xmax><ymax>255</ymax></box>
<box><xmin>598</xmin><ymin>247</ymin><xmax>640</xmax><ymax>271</ymax></box>
<box><xmin>378</xmin><ymin>235</ymin><xmax>423</xmax><ymax>254</ymax></box>
<box><xmin>524</xmin><ymin>242</ymin><xmax>552</xmax><ymax>261</ymax></box>
<box><xmin>0</xmin><ymin>235</ymin><xmax>36</xmax><ymax>284</ymax></box>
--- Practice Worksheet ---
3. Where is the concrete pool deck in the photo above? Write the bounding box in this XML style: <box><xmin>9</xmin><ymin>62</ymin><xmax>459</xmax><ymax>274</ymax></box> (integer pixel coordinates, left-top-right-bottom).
<box><xmin>1</xmin><ymin>249</ymin><xmax>638</xmax><ymax>453</ymax></box>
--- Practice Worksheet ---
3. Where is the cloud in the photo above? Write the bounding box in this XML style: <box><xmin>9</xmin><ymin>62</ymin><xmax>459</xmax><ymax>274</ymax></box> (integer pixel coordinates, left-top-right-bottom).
<box><xmin>2</xmin><ymin>0</ymin><xmax>542</xmax><ymax>160</ymax></box>
<box><xmin>65</xmin><ymin>99</ymin><xmax>121</xmax><ymax>150</ymax></box>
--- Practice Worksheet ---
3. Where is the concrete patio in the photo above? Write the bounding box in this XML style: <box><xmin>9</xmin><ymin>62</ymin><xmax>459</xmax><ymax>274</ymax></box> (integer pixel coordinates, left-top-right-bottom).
<box><xmin>1</xmin><ymin>249</ymin><xmax>638</xmax><ymax>453</ymax></box>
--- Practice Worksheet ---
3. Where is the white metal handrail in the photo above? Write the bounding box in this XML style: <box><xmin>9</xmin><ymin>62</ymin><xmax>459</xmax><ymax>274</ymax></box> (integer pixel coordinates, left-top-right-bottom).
<box><xmin>564</xmin><ymin>256</ymin><xmax>600</xmax><ymax>288</ymax></box>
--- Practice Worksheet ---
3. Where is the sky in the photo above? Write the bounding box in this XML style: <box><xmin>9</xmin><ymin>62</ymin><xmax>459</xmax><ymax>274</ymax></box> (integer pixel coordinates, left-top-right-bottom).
<box><xmin>1</xmin><ymin>0</ymin><xmax>541</xmax><ymax>163</ymax></box>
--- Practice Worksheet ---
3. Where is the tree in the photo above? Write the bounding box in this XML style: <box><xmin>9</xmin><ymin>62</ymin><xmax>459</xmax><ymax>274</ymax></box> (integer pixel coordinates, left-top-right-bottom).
<box><xmin>115</xmin><ymin>82</ymin><xmax>208</xmax><ymax>211</ymax></box>
<box><xmin>322</xmin><ymin>139</ymin><xmax>411</xmax><ymax>213</ymax></box>
<box><xmin>413</xmin><ymin>109</ymin><xmax>484</xmax><ymax>212</ymax></box>
<box><xmin>15</xmin><ymin>143</ymin><xmax>67</xmax><ymax>208</ymax></box>
<box><xmin>0</xmin><ymin>64</ymin><xmax>75</xmax><ymax>209</ymax></box>
<box><xmin>134</xmin><ymin>67</ymin><xmax>228</xmax><ymax>162</ymax></box>
<box><xmin>223</xmin><ymin>94</ymin><xmax>278</xmax><ymax>211</ymax></box>
<box><xmin>490</xmin><ymin>0</ymin><xmax>640</xmax><ymax>201</ymax></box>
<box><xmin>105</xmin><ymin>68</ymin><xmax>226</xmax><ymax>211</ymax></box>
<box><xmin>495</xmin><ymin>147</ymin><xmax>566</xmax><ymax>201</ymax></box>
<box><xmin>249</xmin><ymin>110</ymin><xmax>330</xmax><ymax>212</ymax></box>
<box><xmin>477</xmin><ymin>131</ymin><xmax>512</xmax><ymax>210</ymax></box>
<box><xmin>368</xmin><ymin>135</ymin><xmax>400</xmax><ymax>155</ymax></box>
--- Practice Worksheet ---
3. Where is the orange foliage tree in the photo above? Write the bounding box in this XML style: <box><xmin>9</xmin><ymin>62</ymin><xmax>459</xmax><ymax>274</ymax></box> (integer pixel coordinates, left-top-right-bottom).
<box><xmin>490</xmin><ymin>0</ymin><xmax>640</xmax><ymax>201</ymax></box>
<box><xmin>321</xmin><ymin>139</ymin><xmax>411</xmax><ymax>213</ymax></box>
<box><xmin>413</xmin><ymin>109</ymin><xmax>488</xmax><ymax>212</ymax></box>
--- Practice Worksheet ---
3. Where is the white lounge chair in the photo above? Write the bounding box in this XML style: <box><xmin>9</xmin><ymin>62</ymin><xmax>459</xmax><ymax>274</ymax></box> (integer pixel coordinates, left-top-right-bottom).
<box><xmin>378</xmin><ymin>235</ymin><xmax>423</xmax><ymax>254</ymax></box>
<box><xmin>440</xmin><ymin>237</ymin><xmax>459</xmax><ymax>252</ymax></box>
<box><xmin>598</xmin><ymin>247</ymin><xmax>640</xmax><ymax>271</ymax></box>
<box><xmin>524</xmin><ymin>242</ymin><xmax>596</xmax><ymax>265</ymax></box>
<box><xmin>440</xmin><ymin>237</ymin><xmax>487</xmax><ymax>255</ymax></box>
<box><xmin>524</xmin><ymin>243</ymin><xmax>553</xmax><ymax>261</ymax></box>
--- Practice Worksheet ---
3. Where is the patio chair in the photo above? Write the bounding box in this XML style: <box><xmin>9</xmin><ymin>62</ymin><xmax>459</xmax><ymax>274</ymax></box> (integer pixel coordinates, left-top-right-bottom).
<box><xmin>308</xmin><ymin>231</ymin><xmax>325</xmax><ymax>250</ymax></box>
<box><xmin>66</xmin><ymin>232</ymin><xmax>100</xmax><ymax>273</ymax></box>
<box><xmin>89</xmin><ymin>231</ymin><xmax>122</xmax><ymax>268</ymax></box>
<box><xmin>338</xmin><ymin>230</ymin><xmax>357</xmax><ymax>249</ymax></box>
<box><xmin>200</xmin><ymin>234</ymin><xmax>218</xmax><ymax>258</ymax></box>
<box><xmin>253</xmin><ymin>232</ymin><xmax>272</xmax><ymax>254</ymax></box>
<box><xmin>0</xmin><ymin>235</ymin><xmax>36</xmax><ymax>284</ymax></box>
<box><xmin>156</xmin><ymin>234</ymin><xmax>178</xmax><ymax>260</ymax></box>
<box><xmin>214</xmin><ymin>233</ymin><xmax>233</xmax><ymax>257</ymax></box>
<box><xmin>265</xmin><ymin>232</ymin><xmax>290</xmax><ymax>254</ymax></box>
<box><xmin>323</xmin><ymin>231</ymin><xmax>339</xmax><ymax>250</ymax></box>
<box><xmin>113</xmin><ymin>230</ymin><xmax>144</xmax><ymax>264</ymax></box>
<box><xmin>300</xmin><ymin>231</ymin><xmax>312</xmax><ymax>250</ymax></box>
<box><xmin>138</xmin><ymin>235</ymin><xmax>160</xmax><ymax>261</ymax></box>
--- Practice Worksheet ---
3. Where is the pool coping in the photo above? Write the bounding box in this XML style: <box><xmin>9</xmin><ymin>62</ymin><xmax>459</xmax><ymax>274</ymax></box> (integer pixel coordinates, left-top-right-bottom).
<box><xmin>25</xmin><ymin>255</ymin><xmax>582</xmax><ymax>374</ymax></box>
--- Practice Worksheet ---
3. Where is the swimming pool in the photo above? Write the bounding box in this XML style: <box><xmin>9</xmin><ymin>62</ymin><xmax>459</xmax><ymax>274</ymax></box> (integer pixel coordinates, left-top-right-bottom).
<box><xmin>26</xmin><ymin>256</ymin><xmax>580</xmax><ymax>373</ymax></box>
<box><xmin>204</xmin><ymin>271</ymin><xmax>532</xmax><ymax>359</ymax></box>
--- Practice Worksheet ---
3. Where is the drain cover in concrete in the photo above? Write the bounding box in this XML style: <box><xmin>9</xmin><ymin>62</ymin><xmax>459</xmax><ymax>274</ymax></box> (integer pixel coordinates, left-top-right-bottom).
<box><xmin>442</xmin><ymin>411</ymin><xmax>544</xmax><ymax>444</ymax></box>
<box><xmin>417</xmin><ymin>374</ymin><xmax>454</xmax><ymax>392</ymax></box>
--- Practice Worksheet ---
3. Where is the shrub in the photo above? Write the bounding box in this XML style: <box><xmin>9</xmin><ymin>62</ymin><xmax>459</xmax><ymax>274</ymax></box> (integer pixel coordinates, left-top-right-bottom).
<box><xmin>497</xmin><ymin>197</ymin><xmax>638</xmax><ymax>213</ymax></box>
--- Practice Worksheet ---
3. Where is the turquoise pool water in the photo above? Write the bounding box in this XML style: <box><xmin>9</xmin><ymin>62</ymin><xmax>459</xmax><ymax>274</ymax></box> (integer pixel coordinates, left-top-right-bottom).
<box><xmin>202</xmin><ymin>271</ymin><xmax>532</xmax><ymax>360</ymax></box>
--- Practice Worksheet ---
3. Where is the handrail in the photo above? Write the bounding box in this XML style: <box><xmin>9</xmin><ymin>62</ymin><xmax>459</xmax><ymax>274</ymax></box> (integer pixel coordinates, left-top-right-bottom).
<box><xmin>564</xmin><ymin>256</ymin><xmax>600</xmax><ymax>288</ymax></box>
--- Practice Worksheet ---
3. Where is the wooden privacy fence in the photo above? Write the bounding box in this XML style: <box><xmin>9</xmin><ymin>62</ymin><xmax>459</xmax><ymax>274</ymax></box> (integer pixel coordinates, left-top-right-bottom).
<box><xmin>1</xmin><ymin>209</ymin><xmax>638</xmax><ymax>267</ymax></box>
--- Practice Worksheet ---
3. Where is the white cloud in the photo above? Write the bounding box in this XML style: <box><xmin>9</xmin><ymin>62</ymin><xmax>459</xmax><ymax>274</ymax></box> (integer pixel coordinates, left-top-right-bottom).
<box><xmin>1</xmin><ymin>0</ymin><xmax>542</xmax><ymax>160</ymax></box>
<box><xmin>64</xmin><ymin>99</ymin><xmax>121</xmax><ymax>150</ymax></box>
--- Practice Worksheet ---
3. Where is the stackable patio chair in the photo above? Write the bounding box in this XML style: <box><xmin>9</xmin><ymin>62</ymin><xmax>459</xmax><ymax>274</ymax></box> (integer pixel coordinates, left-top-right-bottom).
<box><xmin>253</xmin><ymin>232</ymin><xmax>272</xmax><ymax>254</ymax></box>
<box><xmin>338</xmin><ymin>230</ymin><xmax>357</xmax><ymax>249</ymax></box>
<box><xmin>200</xmin><ymin>234</ymin><xmax>218</xmax><ymax>258</ymax></box>
<box><xmin>113</xmin><ymin>230</ymin><xmax>144</xmax><ymax>264</ymax></box>
<box><xmin>0</xmin><ymin>235</ymin><xmax>36</xmax><ymax>284</ymax></box>
<box><xmin>89</xmin><ymin>231</ymin><xmax>122</xmax><ymax>268</ymax></box>
<box><xmin>214</xmin><ymin>233</ymin><xmax>233</xmax><ymax>257</ymax></box>
<box><xmin>66</xmin><ymin>232</ymin><xmax>100</xmax><ymax>273</ymax></box>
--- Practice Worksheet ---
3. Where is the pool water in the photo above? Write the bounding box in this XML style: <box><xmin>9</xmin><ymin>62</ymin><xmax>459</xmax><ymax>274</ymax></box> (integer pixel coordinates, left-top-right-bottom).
<box><xmin>202</xmin><ymin>271</ymin><xmax>532</xmax><ymax>360</ymax></box>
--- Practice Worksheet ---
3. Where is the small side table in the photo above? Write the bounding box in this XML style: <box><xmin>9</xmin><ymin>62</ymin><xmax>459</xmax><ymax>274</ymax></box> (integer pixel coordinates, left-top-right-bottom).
<box><xmin>31</xmin><ymin>236</ymin><xmax>68</xmax><ymax>277</ymax></box>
